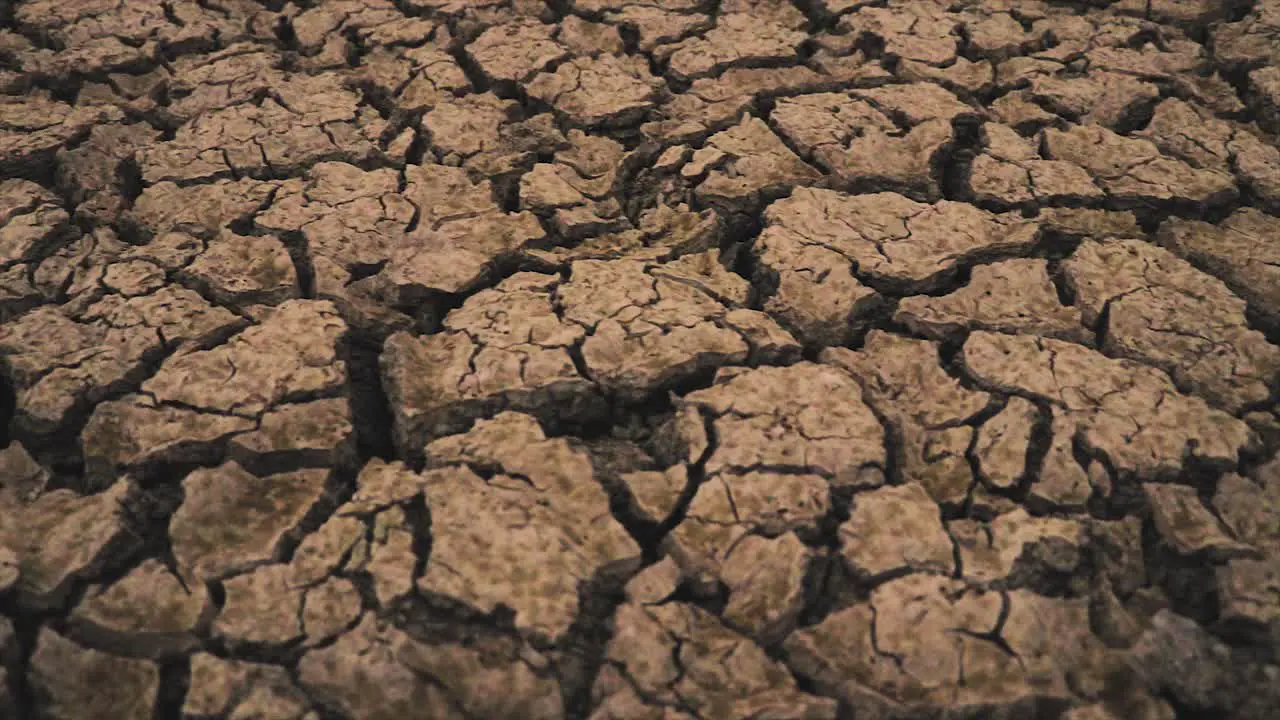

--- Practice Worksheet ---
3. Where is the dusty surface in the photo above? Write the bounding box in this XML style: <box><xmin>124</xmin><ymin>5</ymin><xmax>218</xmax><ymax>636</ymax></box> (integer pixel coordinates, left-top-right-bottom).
<box><xmin>1</xmin><ymin>0</ymin><xmax>1279</xmax><ymax>718</ymax></box>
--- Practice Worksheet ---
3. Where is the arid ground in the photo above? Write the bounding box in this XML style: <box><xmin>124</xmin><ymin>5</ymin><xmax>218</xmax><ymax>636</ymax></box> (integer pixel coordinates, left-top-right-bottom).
<box><xmin>0</xmin><ymin>0</ymin><xmax>1279</xmax><ymax>718</ymax></box>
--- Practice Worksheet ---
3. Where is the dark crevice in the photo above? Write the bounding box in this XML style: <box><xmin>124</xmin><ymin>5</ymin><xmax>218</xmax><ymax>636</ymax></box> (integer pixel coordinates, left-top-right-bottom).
<box><xmin>277</xmin><ymin>230</ymin><xmax>316</xmax><ymax>299</ymax></box>
<box><xmin>940</xmin><ymin>114</ymin><xmax>985</xmax><ymax>202</ymax></box>
<box><xmin>153</xmin><ymin>654</ymin><xmax>191</xmax><ymax>720</ymax></box>
<box><xmin>344</xmin><ymin>334</ymin><xmax>397</xmax><ymax>462</ymax></box>
<box><xmin>0</xmin><ymin>371</ymin><xmax>14</xmax><ymax>450</ymax></box>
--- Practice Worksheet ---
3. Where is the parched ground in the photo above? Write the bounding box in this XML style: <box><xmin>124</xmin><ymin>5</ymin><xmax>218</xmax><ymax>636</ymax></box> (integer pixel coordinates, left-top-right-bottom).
<box><xmin>1</xmin><ymin>0</ymin><xmax>1280</xmax><ymax>717</ymax></box>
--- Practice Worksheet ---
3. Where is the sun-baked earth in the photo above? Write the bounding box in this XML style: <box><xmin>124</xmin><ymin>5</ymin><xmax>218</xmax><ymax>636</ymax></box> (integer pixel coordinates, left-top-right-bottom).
<box><xmin>1</xmin><ymin>0</ymin><xmax>1280</xmax><ymax>718</ymax></box>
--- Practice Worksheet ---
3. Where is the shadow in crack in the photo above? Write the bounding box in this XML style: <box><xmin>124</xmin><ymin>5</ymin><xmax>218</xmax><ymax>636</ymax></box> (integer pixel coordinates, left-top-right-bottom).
<box><xmin>0</xmin><ymin>372</ymin><xmax>14</xmax><ymax>449</ymax></box>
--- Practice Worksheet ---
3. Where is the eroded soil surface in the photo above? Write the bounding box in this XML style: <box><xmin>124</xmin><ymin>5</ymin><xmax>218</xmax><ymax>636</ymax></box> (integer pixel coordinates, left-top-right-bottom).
<box><xmin>1</xmin><ymin>0</ymin><xmax>1279</xmax><ymax>718</ymax></box>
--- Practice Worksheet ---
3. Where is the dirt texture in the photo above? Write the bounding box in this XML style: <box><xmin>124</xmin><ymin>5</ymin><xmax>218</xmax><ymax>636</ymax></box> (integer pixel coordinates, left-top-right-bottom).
<box><xmin>1</xmin><ymin>0</ymin><xmax>1279</xmax><ymax>718</ymax></box>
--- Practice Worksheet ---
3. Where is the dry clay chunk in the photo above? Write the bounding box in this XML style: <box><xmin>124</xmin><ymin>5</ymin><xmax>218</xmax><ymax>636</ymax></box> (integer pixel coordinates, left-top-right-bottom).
<box><xmin>380</xmin><ymin>272</ymin><xmax>594</xmax><ymax>453</ymax></box>
<box><xmin>786</xmin><ymin>575</ymin><xmax>1107</xmax><ymax>713</ymax></box>
<box><xmin>169</xmin><ymin>462</ymin><xmax>329</xmax><ymax>585</ymax></box>
<box><xmin>419</xmin><ymin>413</ymin><xmax>640</xmax><ymax>642</ymax></box>
<box><xmin>527</xmin><ymin>54</ymin><xmax>663</xmax><ymax>127</ymax></box>
<box><xmin>299</xmin><ymin>614</ymin><xmax>564</xmax><ymax>719</ymax></box>
<box><xmin>28</xmin><ymin>629</ymin><xmax>158</xmax><ymax>720</ymax></box>
<box><xmin>754</xmin><ymin>187</ymin><xmax>1039</xmax><ymax>345</ymax></box>
<box><xmin>896</xmin><ymin>258</ymin><xmax>1089</xmax><ymax>343</ymax></box>
<box><xmin>691</xmin><ymin>115</ymin><xmax>822</xmax><ymax>213</ymax></box>
<box><xmin>771</xmin><ymin>92</ymin><xmax>954</xmax><ymax>200</ymax></box>
<box><xmin>81</xmin><ymin>300</ymin><xmax>347</xmax><ymax>482</ymax></box>
<box><xmin>139</xmin><ymin>73</ymin><xmax>391</xmax><ymax>184</ymax></box>
<box><xmin>823</xmin><ymin>332</ymin><xmax>991</xmax><ymax>506</ymax></box>
<box><xmin>382</xmin><ymin>261</ymin><xmax>798</xmax><ymax>451</ymax></box>
<box><xmin>961</xmin><ymin>331</ymin><xmax>1254</xmax><ymax>479</ymax></box>
<box><xmin>1042</xmin><ymin>124</ymin><xmax>1236</xmax><ymax>207</ymax></box>
<box><xmin>677</xmin><ymin>363</ymin><xmax>887</xmax><ymax>486</ymax></box>
<box><xmin>658</xmin><ymin>13</ymin><xmax>807</xmax><ymax>81</ymax></box>
<box><xmin>0</xmin><ymin>286</ymin><xmax>242</xmax><ymax>437</ymax></box>
<box><xmin>599</xmin><ymin>564</ymin><xmax>837</xmax><ymax>719</ymax></box>
<box><xmin>1158</xmin><ymin>209</ymin><xmax>1280</xmax><ymax>328</ymax></box>
<box><xmin>1064</xmin><ymin>237</ymin><xmax>1280</xmax><ymax>413</ymax></box>
<box><xmin>0</xmin><ymin>480</ymin><xmax>140</xmax><ymax>609</ymax></box>
<box><xmin>558</xmin><ymin>257</ymin><xmax>799</xmax><ymax>399</ymax></box>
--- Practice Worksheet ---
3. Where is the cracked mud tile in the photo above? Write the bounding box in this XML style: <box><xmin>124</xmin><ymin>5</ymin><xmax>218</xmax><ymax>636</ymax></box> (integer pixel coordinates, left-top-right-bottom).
<box><xmin>421</xmin><ymin>93</ymin><xmax>566</xmax><ymax>176</ymax></box>
<box><xmin>521</xmin><ymin>203</ymin><xmax>721</xmax><ymax>268</ymax></box>
<box><xmin>967</xmin><ymin>123</ymin><xmax>1105</xmax><ymax>210</ymax></box>
<box><xmin>642</xmin><ymin>64</ymin><xmax>885</xmax><ymax>144</ymax></box>
<box><xmin>416</xmin><ymin>412</ymin><xmax>640</xmax><ymax>643</ymax></box>
<box><xmin>0</xmin><ymin>479</ymin><xmax>141</xmax><ymax>611</ymax></box>
<box><xmin>228</xmin><ymin>398</ymin><xmax>358</xmax><ymax>476</ymax></box>
<box><xmin>290</xmin><ymin>0</ymin><xmax>442</xmax><ymax>67</ymax></box>
<box><xmin>380</xmin><ymin>272</ymin><xmax>595</xmax><ymax>453</ymax></box>
<box><xmin>379</xmin><ymin>162</ymin><xmax>546</xmax><ymax>296</ymax></box>
<box><xmin>594</xmin><ymin>4</ymin><xmax>710</xmax><ymax>54</ymax></box>
<box><xmin>519</xmin><ymin>130</ymin><xmax>629</xmax><ymax>241</ymax></box>
<box><xmin>126</xmin><ymin>177</ymin><xmax>280</xmax><ymax>241</ymax></box>
<box><xmin>674</xmin><ymin>362</ymin><xmax>887</xmax><ymax>487</ymax></box>
<box><xmin>837</xmin><ymin>3</ymin><xmax>961</xmax><ymax>66</ymax></box>
<box><xmin>757</xmin><ymin>185</ymin><xmax>1039</xmax><ymax>308</ymax></box>
<box><xmin>896</xmin><ymin>258</ymin><xmax>1091</xmax><ymax>344</ymax></box>
<box><xmin>528</xmin><ymin>54</ymin><xmax>666</xmax><ymax>129</ymax></box>
<box><xmin>948</xmin><ymin>509</ymin><xmax>1086</xmax><ymax>588</ymax></box>
<box><xmin>556</xmin><ymin>15</ymin><xmax>625</xmax><ymax>57</ymax></box>
<box><xmin>179</xmin><ymin>229</ymin><xmax>300</xmax><ymax>309</ymax></box>
<box><xmin>687</xmin><ymin>115</ymin><xmax>822</xmax><ymax>216</ymax></box>
<box><xmin>1144</xmin><ymin>482</ymin><xmax>1256</xmax><ymax>559</ymax></box>
<box><xmin>1212</xmin><ymin>466</ymin><xmax>1280</xmax><ymax>642</ymax></box>
<box><xmin>1212</xmin><ymin>1</ymin><xmax>1280</xmax><ymax>69</ymax></box>
<box><xmin>594</xmin><ymin>561</ymin><xmax>837</xmax><ymax>719</ymax></box>
<box><xmin>971</xmin><ymin>396</ymin><xmax>1038</xmax><ymax>492</ymax></box>
<box><xmin>253</xmin><ymin>162</ymin><xmax>416</xmax><ymax>334</ymax></box>
<box><xmin>168</xmin><ymin>462</ymin><xmax>330</xmax><ymax>586</ymax></box>
<box><xmin>0</xmin><ymin>95</ymin><xmax>124</xmax><ymax>179</ymax></box>
<box><xmin>28</xmin><ymin>627</ymin><xmax>158</xmax><ymax>720</ymax></box>
<box><xmin>960</xmin><ymin>331</ymin><xmax>1256</xmax><ymax>481</ymax></box>
<box><xmin>785</xmin><ymin>573</ymin><xmax>1112</xmax><ymax>715</ymax></box>
<box><xmin>654</xmin><ymin>13</ymin><xmax>807</xmax><ymax>83</ymax></box>
<box><xmin>824</xmin><ymin>332</ymin><xmax>992</xmax><ymax>507</ymax></box>
<box><xmin>1157</xmin><ymin>209</ymin><xmax>1280</xmax><ymax>329</ymax></box>
<box><xmin>213</xmin><ymin>563</ymin><xmax>361</xmax><ymax>650</ymax></box>
<box><xmin>80</xmin><ymin>300</ymin><xmax>347</xmax><ymax>483</ymax></box>
<box><xmin>839</xmin><ymin>482</ymin><xmax>955</xmax><ymax>580</ymax></box>
<box><xmin>67</xmin><ymin>558</ymin><xmax>208</xmax><ymax>659</ymax></box>
<box><xmin>1027</xmin><ymin>71</ymin><xmax>1160</xmax><ymax>130</ymax></box>
<box><xmin>1063</xmin><ymin>237</ymin><xmax>1280</xmax><ymax>413</ymax></box>
<box><xmin>383</xmin><ymin>253</ymin><xmax>798</xmax><ymax>450</ymax></box>
<box><xmin>557</xmin><ymin>255</ymin><xmax>800</xmax><ymax>400</ymax></box>
<box><xmin>356</xmin><ymin>43</ymin><xmax>469</xmax><ymax>116</ymax></box>
<box><xmin>138</xmin><ymin>73</ymin><xmax>397</xmax><ymax>185</ymax></box>
<box><xmin>185</xmin><ymin>652</ymin><xmax>317</xmax><ymax>719</ymax></box>
<box><xmin>762</xmin><ymin>89</ymin><xmax>957</xmax><ymax>202</ymax></box>
<box><xmin>655</xmin><ymin>363</ymin><xmax>885</xmax><ymax>594</ymax></box>
<box><xmin>0</xmin><ymin>281</ymin><xmax>243</xmax><ymax>440</ymax></box>
<box><xmin>160</xmin><ymin>45</ymin><xmax>287</xmax><ymax>124</ymax></box>
<box><xmin>652</xmin><ymin>364</ymin><xmax>888</xmax><ymax>618</ymax></box>
<box><xmin>0</xmin><ymin>179</ymin><xmax>76</xmax><ymax>319</ymax></box>
<box><xmin>1138</xmin><ymin>97</ymin><xmax>1280</xmax><ymax>212</ymax></box>
<box><xmin>465</xmin><ymin>19</ymin><xmax>570</xmax><ymax>86</ymax></box>
<box><xmin>55</xmin><ymin>122</ymin><xmax>161</xmax><ymax>227</ymax></box>
<box><xmin>299</xmin><ymin>613</ymin><xmax>565</xmax><ymax>720</ymax></box>
<box><xmin>15</xmin><ymin>0</ymin><xmax>272</xmax><ymax>77</ymax></box>
<box><xmin>771</xmin><ymin>90</ymin><xmax>956</xmax><ymax>201</ymax></box>
<box><xmin>0</xmin><ymin>441</ymin><xmax>50</xmax><ymax>503</ymax></box>
<box><xmin>1041</xmin><ymin>123</ymin><xmax>1238</xmax><ymax>210</ymax></box>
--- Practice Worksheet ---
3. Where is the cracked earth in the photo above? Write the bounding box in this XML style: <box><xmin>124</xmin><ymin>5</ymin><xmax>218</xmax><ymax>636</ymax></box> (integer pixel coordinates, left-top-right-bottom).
<box><xmin>1</xmin><ymin>0</ymin><xmax>1279</xmax><ymax>718</ymax></box>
